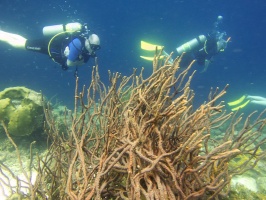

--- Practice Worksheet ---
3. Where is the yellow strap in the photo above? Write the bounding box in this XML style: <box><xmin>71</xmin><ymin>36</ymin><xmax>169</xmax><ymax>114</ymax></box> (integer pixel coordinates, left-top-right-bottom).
<box><xmin>203</xmin><ymin>40</ymin><xmax>208</xmax><ymax>54</ymax></box>
<box><xmin>48</xmin><ymin>31</ymin><xmax>76</xmax><ymax>63</ymax></box>
<box><xmin>204</xmin><ymin>36</ymin><xmax>231</xmax><ymax>54</ymax></box>
<box><xmin>231</xmin><ymin>100</ymin><xmax>250</xmax><ymax>111</ymax></box>
<box><xmin>228</xmin><ymin>95</ymin><xmax>246</xmax><ymax>106</ymax></box>
<box><xmin>140</xmin><ymin>41</ymin><xmax>163</xmax><ymax>51</ymax></box>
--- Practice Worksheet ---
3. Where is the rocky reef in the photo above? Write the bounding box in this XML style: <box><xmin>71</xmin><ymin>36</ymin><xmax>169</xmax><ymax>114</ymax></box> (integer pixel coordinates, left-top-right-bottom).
<box><xmin>0</xmin><ymin>87</ymin><xmax>44</xmax><ymax>136</ymax></box>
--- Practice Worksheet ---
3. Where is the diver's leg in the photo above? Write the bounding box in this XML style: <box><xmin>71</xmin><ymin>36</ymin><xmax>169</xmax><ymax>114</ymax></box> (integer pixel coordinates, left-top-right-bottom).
<box><xmin>0</xmin><ymin>30</ymin><xmax>26</xmax><ymax>49</ymax></box>
<box><xmin>247</xmin><ymin>95</ymin><xmax>266</xmax><ymax>102</ymax></box>
<box><xmin>249</xmin><ymin>100</ymin><xmax>266</xmax><ymax>106</ymax></box>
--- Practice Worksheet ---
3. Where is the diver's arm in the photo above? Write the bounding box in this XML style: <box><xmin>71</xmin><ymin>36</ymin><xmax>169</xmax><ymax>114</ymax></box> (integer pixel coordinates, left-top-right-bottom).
<box><xmin>246</xmin><ymin>95</ymin><xmax>266</xmax><ymax>106</ymax></box>
<box><xmin>247</xmin><ymin>95</ymin><xmax>266</xmax><ymax>101</ymax></box>
<box><xmin>249</xmin><ymin>100</ymin><xmax>266</xmax><ymax>106</ymax></box>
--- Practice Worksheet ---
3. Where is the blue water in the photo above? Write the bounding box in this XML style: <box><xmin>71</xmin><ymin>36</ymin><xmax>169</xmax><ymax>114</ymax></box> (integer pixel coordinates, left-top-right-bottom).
<box><xmin>0</xmin><ymin>0</ymin><xmax>265</xmax><ymax>112</ymax></box>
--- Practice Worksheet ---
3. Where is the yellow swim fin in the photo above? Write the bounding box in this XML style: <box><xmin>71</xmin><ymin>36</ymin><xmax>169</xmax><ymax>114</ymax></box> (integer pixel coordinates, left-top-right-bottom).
<box><xmin>231</xmin><ymin>100</ymin><xmax>250</xmax><ymax>111</ymax></box>
<box><xmin>140</xmin><ymin>55</ymin><xmax>165</xmax><ymax>61</ymax></box>
<box><xmin>141</xmin><ymin>41</ymin><xmax>163</xmax><ymax>51</ymax></box>
<box><xmin>228</xmin><ymin>95</ymin><xmax>246</xmax><ymax>106</ymax></box>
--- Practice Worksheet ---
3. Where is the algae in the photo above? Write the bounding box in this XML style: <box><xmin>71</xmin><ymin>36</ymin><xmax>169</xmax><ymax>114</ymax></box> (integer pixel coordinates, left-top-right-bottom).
<box><xmin>0</xmin><ymin>87</ymin><xmax>44</xmax><ymax>136</ymax></box>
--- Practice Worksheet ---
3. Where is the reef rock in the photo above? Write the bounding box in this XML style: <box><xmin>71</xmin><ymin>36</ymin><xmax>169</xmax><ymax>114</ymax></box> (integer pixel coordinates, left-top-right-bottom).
<box><xmin>231</xmin><ymin>175</ymin><xmax>258</xmax><ymax>192</ymax></box>
<box><xmin>0</xmin><ymin>87</ymin><xmax>44</xmax><ymax>136</ymax></box>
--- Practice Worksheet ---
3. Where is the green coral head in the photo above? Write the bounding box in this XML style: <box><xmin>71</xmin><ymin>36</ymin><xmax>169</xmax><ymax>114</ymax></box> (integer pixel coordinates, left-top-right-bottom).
<box><xmin>0</xmin><ymin>98</ymin><xmax>15</xmax><ymax>121</ymax></box>
<box><xmin>8</xmin><ymin>105</ymin><xmax>34</xmax><ymax>136</ymax></box>
<box><xmin>0</xmin><ymin>86</ymin><xmax>30</xmax><ymax>100</ymax></box>
<box><xmin>0</xmin><ymin>86</ymin><xmax>44</xmax><ymax>136</ymax></box>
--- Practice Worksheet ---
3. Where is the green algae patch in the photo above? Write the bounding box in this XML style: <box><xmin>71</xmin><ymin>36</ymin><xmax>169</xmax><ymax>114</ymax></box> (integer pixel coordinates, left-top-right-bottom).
<box><xmin>0</xmin><ymin>98</ymin><xmax>15</xmax><ymax>121</ymax></box>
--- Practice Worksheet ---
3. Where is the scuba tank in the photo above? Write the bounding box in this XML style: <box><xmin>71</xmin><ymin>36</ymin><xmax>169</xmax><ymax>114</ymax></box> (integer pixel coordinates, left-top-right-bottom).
<box><xmin>43</xmin><ymin>22</ymin><xmax>83</xmax><ymax>36</ymax></box>
<box><xmin>176</xmin><ymin>35</ymin><xmax>206</xmax><ymax>55</ymax></box>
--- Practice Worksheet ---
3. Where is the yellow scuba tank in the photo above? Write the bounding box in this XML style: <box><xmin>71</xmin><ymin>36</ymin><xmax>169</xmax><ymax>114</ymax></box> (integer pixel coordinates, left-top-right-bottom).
<box><xmin>42</xmin><ymin>22</ymin><xmax>82</xmax><ymax>36</ymax></box>
<box><xmin>176</xmin><ymin>35</ymin><xmax>206</xmax><ymax>55</ymax></box>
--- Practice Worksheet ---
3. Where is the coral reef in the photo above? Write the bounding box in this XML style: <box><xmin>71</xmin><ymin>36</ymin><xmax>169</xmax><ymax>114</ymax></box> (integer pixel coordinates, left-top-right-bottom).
<box><xmin>0</xmin><ymin>87</ymin><xmax>44</xmax><ymax>136</ymax></box>
<box><xmin>1</xmin><ymin>53</ymin><xmax>266</xmax><ymax>199</ymax></box>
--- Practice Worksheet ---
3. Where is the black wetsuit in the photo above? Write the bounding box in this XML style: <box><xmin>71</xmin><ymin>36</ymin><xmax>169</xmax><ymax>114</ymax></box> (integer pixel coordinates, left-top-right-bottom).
<box><xmin>25</xmin><ymin>33</ymin><xmax>92</xmax><ymax>68</ymax></box>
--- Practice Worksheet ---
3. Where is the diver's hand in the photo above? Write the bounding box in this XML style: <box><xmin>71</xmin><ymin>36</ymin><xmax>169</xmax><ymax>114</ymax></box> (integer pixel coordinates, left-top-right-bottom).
<box><xmin>64</xmin><ymin>46</ymin><xmax>70</xmax><ymax>57</ymax></box>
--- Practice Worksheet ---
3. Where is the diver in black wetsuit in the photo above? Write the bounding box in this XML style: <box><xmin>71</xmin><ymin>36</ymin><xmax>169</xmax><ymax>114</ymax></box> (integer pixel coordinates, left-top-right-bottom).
<box><xmin>175</xmin><ymin>16</ymin><xmax>229</xmax><ymax>72</ymax></box>
<box><xmin>0</xmin><ymin>22</ymin><xmax>101</xmax><ymax>71</ymax></box>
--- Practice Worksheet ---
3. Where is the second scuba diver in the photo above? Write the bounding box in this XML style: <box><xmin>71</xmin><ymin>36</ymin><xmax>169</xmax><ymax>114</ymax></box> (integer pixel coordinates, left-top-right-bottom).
<box><xmin>175</xmin><ymin>16</ymin><xmax>229</xmax><ymax>72</ymax></box>
<box><xmin>140</xmin><ymin>15</ymin><xmax>230</xmax><ymax>72</ymax></box>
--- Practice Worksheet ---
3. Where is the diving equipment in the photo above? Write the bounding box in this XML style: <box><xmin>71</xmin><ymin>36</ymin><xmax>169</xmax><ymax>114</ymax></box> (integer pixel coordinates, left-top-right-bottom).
<box><xmin>176</xmin><ymin>35</ymin><xmax>206</xmax><ymax>55</ymax></box>
<box><xmin>43</xmin><ymin>22</ymin><xmax>83</xmax><ymax>36</ymax></box>
<box><xmin>228</xmin><ymin>95</ymin><xmax>246</xmax><ymax>106</ymax></box>
<box><xmin>230</xmin><ymin>100</ymin><xmax>250</xmax><ymax>111</ymax></box>
<box><xmin>227</xmin><ymin>95</ymin><xmax>250</xmax><ymax>111</ymax></box>
<box><xmin>140</xmin><ymin>41</ymin><xmax>173</xmax><ymax>63</ymax></box>
<box><xmin>140</xmin><ymin>55</ymin><xmax>165</xmax><ymax>61</ymax></box>
<box><xmin>140</xmin><ymin>40</ymin><xmax>164</xmax><ymax>51</ymax></box>
<box><xmin>88</xmin><ymin>34</ymin><xmax>100</xmax><ymax>46</ymax></box>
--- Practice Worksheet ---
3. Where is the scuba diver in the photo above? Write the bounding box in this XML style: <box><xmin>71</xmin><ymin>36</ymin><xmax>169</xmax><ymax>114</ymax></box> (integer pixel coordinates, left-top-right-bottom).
<box><xmin>140</xmin><ymin>15</ymin><xmax>230</xmax><ymax>72</ymax></box>
<box><xmin>0</xmin><ymin>22</ymin><xmax>100</xmax><ymax>71</ymax></box>
<box><xmin>228</xmin><ymin>95</ymin><xmax>266</xmax><ymax>111</ymax></box>
<box><xmin>175</xmin><ymin>15</ymin><xmax>229</xmax><ymax>72</ymax></box>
